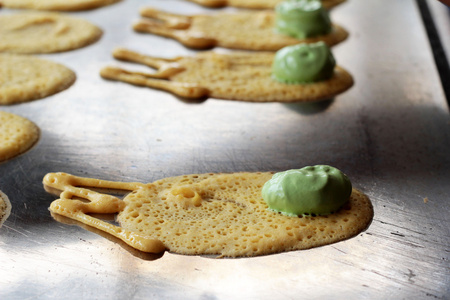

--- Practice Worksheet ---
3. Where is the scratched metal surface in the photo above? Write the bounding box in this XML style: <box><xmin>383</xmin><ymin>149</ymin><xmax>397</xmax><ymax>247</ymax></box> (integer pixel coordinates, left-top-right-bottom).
<box><xmin>0</xmin><ymin>0</ymin><xmax>449</xmax><ymax>299</ymax></box>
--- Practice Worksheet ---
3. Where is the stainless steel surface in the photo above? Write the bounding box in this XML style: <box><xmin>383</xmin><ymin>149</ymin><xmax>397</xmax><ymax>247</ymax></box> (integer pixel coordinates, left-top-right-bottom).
<box><xmin>429</xmin><ymin>0</ymin><xmax>450</xmax><ymax>60</ymax></box>
<box><xmin>1</xmin><ymin>0</ymin><xmax>449</xmax><ymax>299</ymax></box>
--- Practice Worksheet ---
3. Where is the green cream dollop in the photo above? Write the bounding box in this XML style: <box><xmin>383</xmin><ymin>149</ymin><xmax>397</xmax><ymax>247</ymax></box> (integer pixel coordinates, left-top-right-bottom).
<box><xmin>261</xmin><ymin>165</ymin><xmax>352</xmax><ymax>216</ymax></box>
<box><xmin>275</xmin><ymin>0</ymin><xmax>332</xmax><ymax>39</ymax></box>
<box><xmin>272</xmin><ymin>42</ymin><xmax>335</xmax><ymax>84</ymax></box>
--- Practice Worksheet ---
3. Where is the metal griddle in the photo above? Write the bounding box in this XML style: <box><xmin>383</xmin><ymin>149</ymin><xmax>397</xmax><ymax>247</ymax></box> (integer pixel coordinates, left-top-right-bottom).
<box><xmin>1</xmin><ymin>0</ymin><xmax>449</xmax><ymax>299</ymax></box>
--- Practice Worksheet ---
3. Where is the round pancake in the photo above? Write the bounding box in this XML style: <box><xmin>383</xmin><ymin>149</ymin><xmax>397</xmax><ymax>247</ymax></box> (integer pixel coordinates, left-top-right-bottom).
<box><xmin>0</xmin><ymin>54</ymin><xmax>76</xmax><ymax>105</ymax></box>
<box><xmin>44</xmin><ymin>172</ymin><xmax>373</xmax><ymax>257</ymax></box>
<box><xmin>0</xmin><ymin>0</ymin><xmax>122</xmax><ymax>11</ymax></box>
<box><xmin>119</xmin><ymin>173</ymin><xmax>373</xmax><ymax>257</ymax></box>
<box><xmin>101</xmin><ymin>49</ymin><xmax>354</xmax><ymax>102</ymax></box>
<box><xmin>0</xmin><ymin>12</ymin><xmax>102</xmax><ymax>54</ymax></box>
<box><xmin>0</xmin><ymin>190</ymin><xmax>12</xmax><ymax>228</ymax></box>
<box><xmin>0</xmin><ymin>111</ymin><xmax>39</xmax><ymax>162</ymax></box>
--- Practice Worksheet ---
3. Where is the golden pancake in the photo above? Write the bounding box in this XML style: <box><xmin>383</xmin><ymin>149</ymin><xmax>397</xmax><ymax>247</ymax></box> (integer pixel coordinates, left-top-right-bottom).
<box><xmin>0</xmin><ymin>0</ymin><xmax>122</xmax><ymax>11</ymax></box>
<box><xmin>0</xmin><ymin>12</ymin><xmax>102</xmax><ymax>54</ymax></box>
<box><xmin>0</xmin><ymin>111</ymin><xmax>39</xmax><ymax>162</ymax></box>
<box><xmin>185</xmin><ymin>0</ymin><xmax>346</xmax><ymax>9</ymax></box>
<box><xmin>0</xmin><ymin>54</ymin><xmax>76</xmax><ymax>105</ymax></box>
<box><xmin>0</xmin><ymin>190</ymin><xmax>12</xmax><ymax>228</ymax></box>
<box><xmin>133</xmin><ymin>8</ymin><xmax>348</xmax><ymax>51</ymax></box>
<box><xmin>100</xmin><ymin>48</ymin><xmax>353</xmax><ymax>102</ymax></box>
<box><xmin>44</xmin><ymin>172</ymin><xmax>373</xmax><ymax>257</ymax></box>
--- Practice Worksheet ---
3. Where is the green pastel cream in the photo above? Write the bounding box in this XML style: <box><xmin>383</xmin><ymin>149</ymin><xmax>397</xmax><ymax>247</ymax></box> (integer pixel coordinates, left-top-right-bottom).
<box><xmin>261</xmin><ymin>165</ymin><xmax>352</xmax><ymax>216</ymax></box>
<box><xmin>272</xmin><ymin>42</ymin><xmax>335</xmax><ymax>83</ymax></box>
<box><xmin>275</xmin><ymin>0</ymin><xmax>332</xmax><ymax>39</ymax></box>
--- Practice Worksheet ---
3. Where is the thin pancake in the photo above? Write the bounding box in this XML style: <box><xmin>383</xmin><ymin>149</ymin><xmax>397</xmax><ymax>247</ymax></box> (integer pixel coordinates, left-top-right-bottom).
<box><xmin>133</xmin><ymin>8</ymin><xmax>348</xmax><ymax>51</ymax></box>
<box><xmin>101</xmin><ymin>49</ymin><xmax>354</xmax><ymax>102</ymax></box>
<box><xmin>44</xmin><ymin>172</ymin><xmax>373</xmax><ymax>257</ymax></box>
<box><xmin>0</xmin><ymin>111</ymin><xmax>39</xmax><ymax>162</ymax></box>
<box><xmin>0</xmin><ymin>190</ymin><xmax>12</xmax><ymax>228</ymax></box>
<box><xmin>0</xmin><ymin>0</ymin><xmax>122</xmax><ymax>11</ymax></box>
<box><xmin>0</xmin><ymin>12</ymin><xmax>102</xmax><ymax>54</ymax></box>
<box><xmin>0</xmin><ymin>54</ymin><xmax>76</xmax><ymax>105</ymax></box>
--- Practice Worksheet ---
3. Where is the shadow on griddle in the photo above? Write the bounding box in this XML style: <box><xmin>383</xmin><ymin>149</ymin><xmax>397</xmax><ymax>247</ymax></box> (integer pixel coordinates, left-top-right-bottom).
<box><xmin>51</xmin><ymin>212</ymin><xmax>164</xmax><ymax>261</ymax></box>
<box><xmin>174</xmin><ymin>94</ymin><xmax>209</xmax><ymax>104</ymax></box>
<box><xmin>43</xmin><ymin>184</ymin><xmax>64</xmax><ymax>197</ymax></box>
<box><xmin>174</xmin><ymin>97</ymin><xmax>335</xmax><ymax>107</ymax></box>
<box><xmin>283</xmin><ymin>98</ymin><xmax>334</xmax><ymax>115</ymax></box>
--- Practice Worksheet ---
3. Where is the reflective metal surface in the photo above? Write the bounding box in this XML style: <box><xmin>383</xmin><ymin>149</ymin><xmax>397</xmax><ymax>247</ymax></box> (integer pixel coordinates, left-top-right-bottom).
<box><xmin>1</xmin><ymin>0</ymin><xmax>449</xmax><ymax>299</ymax></box>
<box><xmin>428</xmin><ymin>0</ymin><xmax>450</xmax><ymax>59</ymax></box>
